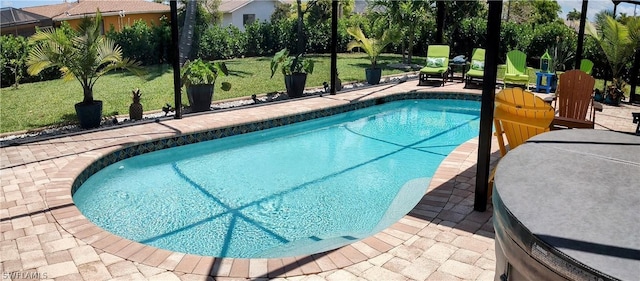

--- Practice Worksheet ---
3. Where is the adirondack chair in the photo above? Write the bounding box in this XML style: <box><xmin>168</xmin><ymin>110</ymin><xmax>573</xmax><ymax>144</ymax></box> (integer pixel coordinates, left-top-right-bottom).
<box><xmin>503</xmin><ymin>50</ymin><xmax>529</xmax><ymax>88</ymax></box>
<box><xmin>551</xmin><ymin>70</ymin><xmax>602</xmax><ymax>129</ymax></box>
<box><xmin>465</xmin><ymin>48</ymin><xmax>485</xmax><ymax>87</ymax></box>
<box><xmin>580</xmin><ymin>59</ymin><xmax>594</xmax><ymax>75</ymax></box>
<box><xmin>489</xmin><ymin>88</ymin><xmax>555</xmax><ymax>198</ymax></box>
<box><xmin>419</xmin><ymin>45</ymin><xmax>450</xmax><ymax>86</ymax></box>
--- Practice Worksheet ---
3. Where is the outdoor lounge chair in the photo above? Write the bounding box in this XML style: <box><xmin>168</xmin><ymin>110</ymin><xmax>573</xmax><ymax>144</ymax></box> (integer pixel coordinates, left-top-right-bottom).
<box><xmin>551</xmin><ymin>69</ymin><xmax>602</xmax><ymax>129</ymax></box>
<box><xmin>489</xmin><ymin>87</ymin><xmax>555</xmax><ymax>198</ymax></box>
<box><xmin>580</xmin><ymin>59</ymin><xmax>594</xmax><ymax>75</ymax></box>
<box><xmin>465</xmin><ymin>48</ymin><xmax>485</xmax><ymax>87</ymax></box>
<box><xmin>503</xmin><ymin>50</ymin><xmax>529</xmax><ymax>88</ymax></box>
<box><xmin>418</xmin><ymin>45</ymin><xmax>450</xmax><ymax>86</ymax></box>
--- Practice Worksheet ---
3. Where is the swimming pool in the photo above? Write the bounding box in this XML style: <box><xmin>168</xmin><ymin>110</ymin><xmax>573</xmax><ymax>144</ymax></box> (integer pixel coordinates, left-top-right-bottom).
<box><xmin>73</xmin><ymin>99</ymin><xmax>480</xmax><ymax>258</ymax></box>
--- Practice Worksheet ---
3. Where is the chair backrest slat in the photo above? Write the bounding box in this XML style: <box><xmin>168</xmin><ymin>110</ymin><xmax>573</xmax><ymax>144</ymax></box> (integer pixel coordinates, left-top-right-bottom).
<box><xmin>506</xmin><ymin>50</ymin><xmax>527</xmax><ymax>75</ymax></box>
<box><xmin>556</xmin><ymin>69</ymin><xmax>595</xmax><ymax>121</ymax></box>
<box><xmin>580</xmin><ymin>59</ymin><xmax>594</xmax><ymax>75</ymax></box>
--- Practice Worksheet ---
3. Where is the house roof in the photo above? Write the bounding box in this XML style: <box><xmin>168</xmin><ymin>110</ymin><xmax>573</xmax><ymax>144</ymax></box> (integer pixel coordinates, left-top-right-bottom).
<box><xmin>20</xmin><ymin>3</ymin><xmax>70</xmax><ymax>19</ymax></box>
<box><xmin>23</xmin><ymin>0</ymin><xmax>169</xmax><ymax>21</ymax></box>
<box><xmin>1</xmin><ymin>7</ymin><xmax>53</xmax><ymax>28</ymax></box>
<box><xmin>219</xmin><ymin>0</ymin><xmax>291</xmax><ymax>13</ymax></box>
<box><xmin>219</xmin><ymin>0</ymin><xmax>252</xmax><ymax>13</ymax></box>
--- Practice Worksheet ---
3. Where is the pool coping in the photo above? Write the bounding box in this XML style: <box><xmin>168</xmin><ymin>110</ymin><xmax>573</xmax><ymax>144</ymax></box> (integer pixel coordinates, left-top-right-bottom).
<box><xmin>43</xmin><ymin>85</ymin><xmax>492</xmax><ymax>278</ymax></box>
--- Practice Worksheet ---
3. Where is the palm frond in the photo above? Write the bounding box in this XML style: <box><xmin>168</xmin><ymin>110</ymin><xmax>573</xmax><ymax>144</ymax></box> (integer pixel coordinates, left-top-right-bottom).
<box><xmin>25</xmin><ymin>8</ymin><xmax>142</xmax><ymax>103</ymax></box>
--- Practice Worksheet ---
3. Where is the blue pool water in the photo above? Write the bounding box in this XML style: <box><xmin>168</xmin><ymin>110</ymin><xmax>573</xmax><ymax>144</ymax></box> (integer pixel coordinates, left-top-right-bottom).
<box><xmin>73</xmin><ymin>99</ymin><xmax>480</xmax><ymax>258</ymax></box>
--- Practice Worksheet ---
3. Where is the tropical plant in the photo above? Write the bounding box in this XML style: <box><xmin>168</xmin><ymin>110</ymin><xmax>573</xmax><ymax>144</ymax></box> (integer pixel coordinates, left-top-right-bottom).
<box><xmin>180</xmin><ymin>58</ymin><xmax>231</xmax><ymax>90</ymax></box>
<box><xmin>566</xmin><ymin>8</ymin><xmax>581</xmax><ymax>21</ymax></box>
<box><xmin>26</xmin><ymin>11</ymin><xmax>143</xmax><ymax>104</ymax></box>
<box><xmin>371</xmin><ymin>0</ymin><xmax>437</xmax><ymax>64</ymax></box>
<box><xmin>270</xmin><ymin>48</ymin><xmax>314</xmax><ymax>77</ymax></box>
<box><xmin>586</xmin><ymin>15</ymin><xmax>634</xmax><ymax>85</ymax></box>
<box><xmin>346</xmin><ymin>25</ymin><xmax>400</xmax><ymax>68</ymax></box>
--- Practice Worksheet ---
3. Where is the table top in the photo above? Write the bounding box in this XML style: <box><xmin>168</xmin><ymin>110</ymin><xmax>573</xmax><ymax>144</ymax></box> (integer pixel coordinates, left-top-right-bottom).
<box><xmin>494</xmin><ymin>129</ymin><xmax>640</xmax><ymax>281</ymax></box>
<box><xmin>449</xmin><ymin>61</ymin><xmax>468</xmax><ymax>66</ymax></box>
<box><xmin>535</xmin><ymin>71</ymin><xmax>556</xmax><ymax>76</ymax></box>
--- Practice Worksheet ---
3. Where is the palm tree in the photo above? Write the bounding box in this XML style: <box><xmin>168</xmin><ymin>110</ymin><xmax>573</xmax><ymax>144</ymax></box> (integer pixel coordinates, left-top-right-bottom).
<box><xmin>27</xmin><ymin>10</ymin><xmax>143</xmax><ymax>127</ymax></box>
<box><xmin>346</xmin><ymin>25</ymin><xmax>399</xmax><ymax>84</ymax></box>
<box><xmin>346</xmin><ymin>26</ymin><xmax>399</xmax><ymax>69</ymax></box>
<box><xmin>566</xmin><ymin>8</ymin><xmax>580</xmax><ymax>21</ymax></box>
<box><xmin>371</xmin><ymin>0</ymin><xmax>430</xmax><ymax>64</ymax></box>
<box><xmin>587</xmin><ymin>15</ymin><xmax>635</xmax><ymax>104</ymax></box>
<box><xmin>587</xmin><ymin>15</ymin><xmax>634</xmax><ymax>82</ymax></box>
<box><xmin>179</xmin><ymin>0</ymin><xmax>198</xmax><ymax>65</ymax></box>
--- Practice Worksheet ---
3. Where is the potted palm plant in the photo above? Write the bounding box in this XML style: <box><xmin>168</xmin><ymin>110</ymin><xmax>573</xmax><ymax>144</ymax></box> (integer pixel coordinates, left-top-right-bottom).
<box><xmin>587</xmin><ymin>15</ymin><xmax>637</xmax><ymax>106</ymax></box>
<box><xmin>346</xmin><ymin>26</ymin><xmax>399</xmax><ymax>85</ymax></box>
<box><xmin>26</xmin><ymin>11</ymin><xmax>143</xmax><ymax>129</ymax></box>
<box><xmin>270</xmin><ymin>48</ymin><xmax>314</xmax><ymax>98</ymax></box>
<box><xmin>181</xmin><ymin>58</ymin><xmax>231</xmax><ymax>112</ymax></box>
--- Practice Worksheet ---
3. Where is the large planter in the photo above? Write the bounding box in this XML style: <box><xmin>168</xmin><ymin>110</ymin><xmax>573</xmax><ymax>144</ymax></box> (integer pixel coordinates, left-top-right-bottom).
<box><xmin>604</xmin><ymin>86</ymin><xmax>624</xmax><ymax>106</ymax></box>
<box><xmin>187</xmin><ymin>84</ymin><xmax>214</xmax><ymax>113</ymax></box>
<box><xmin>593</xmin><ymin>89</ymin><xmax>604</xmax><ymax>102</ymax></box>
<box><xmin>285</xmin><ymin>73</ymin><xmax>307</xmax><ymax>98</ymax></box>
<box><xmin>74</xmin><ymin>100</ymin><xmax>103</xmax><ymax>129</ymax></box>
<box><xmin>366</xmin><ymin>68</ymin><xmax>382</xmax><ymax>85</ymax></box>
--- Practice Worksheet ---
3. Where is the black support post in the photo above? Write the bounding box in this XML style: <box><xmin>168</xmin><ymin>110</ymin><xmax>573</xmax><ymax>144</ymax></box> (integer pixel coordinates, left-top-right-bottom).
<box><xmin>436</xmin><ymin>1</ymin><xmax>445</xmax><ymax>44</ymax></box>
<box><xmin>575</xmin><ymin>0</ymin><xmax>588</xmax><ymax>70</ymax></box>
<box><xmin>170</xmin><ymin>0</ymin><xmax>182</xmax><ymax>119</ymax></box>
<box><xmin>629</xmin><ymin>49</ymin><xmax>639</xmax><ymax>103</ymax></box>
<box><xmin>331</xmin><ymin>0</ymin><xmax>338</xmax><ymax>95</ymax></box>
<box><xmin>474</xmin><ymin>0</ymin><xmax>502</xmax><ymax>212</ymax></box>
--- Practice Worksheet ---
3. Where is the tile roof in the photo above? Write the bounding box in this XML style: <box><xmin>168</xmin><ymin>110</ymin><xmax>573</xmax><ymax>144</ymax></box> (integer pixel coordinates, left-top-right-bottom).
<box><xmin>23</xmin><ymin>0</ymin><xmax>169</xmax><ymax>21</ymax></box>
<box><xmin>219</xmin><ymin>0</ymin><xmax>291</xmax><ymax>13</ymax></box>
<box><xmin>219</xmin><ymin>0</ymin><xmax>252</xmax><ymax>13</ymax></box>
<box><xmin>22</xmin><ymin>2</ymin><xmax>71</xmax><ymax>18</ymax></box>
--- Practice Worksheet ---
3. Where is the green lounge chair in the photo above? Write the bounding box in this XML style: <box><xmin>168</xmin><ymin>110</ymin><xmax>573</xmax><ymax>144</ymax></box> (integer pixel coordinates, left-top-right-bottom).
<box><xmin>465</xmin><ymin>48</ymin><xmax>486</xmax><ymax>87</ymax></box>
<box><xmin>580</xmin><ymin>59</ymin><xmax>594</xmax><ymax>75</ymax></box>
<box><xmin>503</xmin><ymin>50</ymin><xmax>529</xmax><ymax>88</ymax></box>
<box><xmin>419</xmin><ymin>45</ymin><xmax>450</xmax><ymax>86</ymax></box>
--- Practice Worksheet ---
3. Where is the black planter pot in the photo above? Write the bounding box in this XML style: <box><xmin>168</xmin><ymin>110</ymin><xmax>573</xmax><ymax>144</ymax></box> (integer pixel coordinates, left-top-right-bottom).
<box><xmin>593</xmin><ymin>91</ymin><xmax>604</xmax><ymax>102</ymax></box>
<box><xmin>366</xmin><ymin>68</ymin><xmax>382</xmax><ymax>85</ymax></box>
<box><xmin>285</xmin><ymin>73</ymin><xmax>307</xmax><ymax>98</ymax></box>
<box><xmin>74</xmin><ymin>100</ymin><xmax>103</xmax><ymax>129</ymax></box>
<box><xmin>187</xmin><ymin>84</ymin><xmax>214</xmax><ymax>112</ymax></box>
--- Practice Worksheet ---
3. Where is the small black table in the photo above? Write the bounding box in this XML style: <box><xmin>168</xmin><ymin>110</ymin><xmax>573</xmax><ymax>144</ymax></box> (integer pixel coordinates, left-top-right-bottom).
<box><xmin>448</xmin><ymin>61</ymin><xmax>468</xmax><ymax>82</ymax></box>
<box><xmin>493</xmin><ymin>130</ymin><xmax>640</xmax><ymax>281</ymax></box>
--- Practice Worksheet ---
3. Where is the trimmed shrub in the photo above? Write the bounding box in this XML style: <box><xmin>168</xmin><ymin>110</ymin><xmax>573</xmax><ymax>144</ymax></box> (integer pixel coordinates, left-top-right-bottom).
<box><xmin>197</xmin><ymin>25</ymin><xmax>247</xmax><ymax>60</ymax></box>
<box><xmin>106</xmin><ymin>18</ymin><xmax>171</xmax><ymax>65</ymax></box>
<box><xmin>454</xmin><ymin>18</ymin><xmax>487</xmax><ymax>59</ymax></box>
<box><xmin>1</xmin><ymin>35</ymin><xmax>60</xmax><ymax>88</ymax></box>
<box><xmin>500</xmin><ymin>22</ymin><xmax>533</xmax><ymax>63</ymax></box>
<box><xmin>527</xmin><ymin>22</ymin><xmax>576</xmax><ymax>69</ymax></box>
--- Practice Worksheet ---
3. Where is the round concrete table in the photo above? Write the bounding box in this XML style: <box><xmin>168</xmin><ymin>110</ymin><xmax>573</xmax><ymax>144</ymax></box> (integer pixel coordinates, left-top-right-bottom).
<box><xmin>493</xmin><ymin>130</ymin><xmax>640</xmax><ymax>281</ymax></box>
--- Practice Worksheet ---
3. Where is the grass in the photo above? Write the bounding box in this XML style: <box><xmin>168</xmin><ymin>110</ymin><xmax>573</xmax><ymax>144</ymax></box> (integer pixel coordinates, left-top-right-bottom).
<box><xmin>0</xmin><ymin>53</ymin><xmax>417</xmax><ymax>133</ymax></box>
<box><xmin>2</xmin><ymin>54</ymin><xmax>637</xmax><ymax>133</ymax></box>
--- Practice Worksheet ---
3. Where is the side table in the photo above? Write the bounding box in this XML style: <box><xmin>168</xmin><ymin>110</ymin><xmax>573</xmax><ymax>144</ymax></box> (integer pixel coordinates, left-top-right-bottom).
<box><xmin>448</xmin><ymin>62</ymin><xmax>468</xmax><ymax>82</ymax></box>
<box><xmin>535</xmin><ymin>71</ymin><xmax>556</xmax><ymax>94</ymax></box>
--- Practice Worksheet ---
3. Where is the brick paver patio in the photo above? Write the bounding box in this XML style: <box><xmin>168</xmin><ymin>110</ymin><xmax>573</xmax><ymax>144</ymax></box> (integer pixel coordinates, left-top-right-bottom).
<box><xmin>1</xmin><ymin>79</ymin><xmax>637</xmax><ymax>281</ymax></box>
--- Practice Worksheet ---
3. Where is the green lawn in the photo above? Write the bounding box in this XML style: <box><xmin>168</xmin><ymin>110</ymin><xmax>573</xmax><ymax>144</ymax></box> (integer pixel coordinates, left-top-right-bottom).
<box><xmin>1</xmin><ymin>54</ymin><xmax>637</xmax><ymax>134</ymax></box>
<box><xmin>0</xmin><ymin>53</ymin><xmax>417</xmax><ymax>133</ymax></box>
